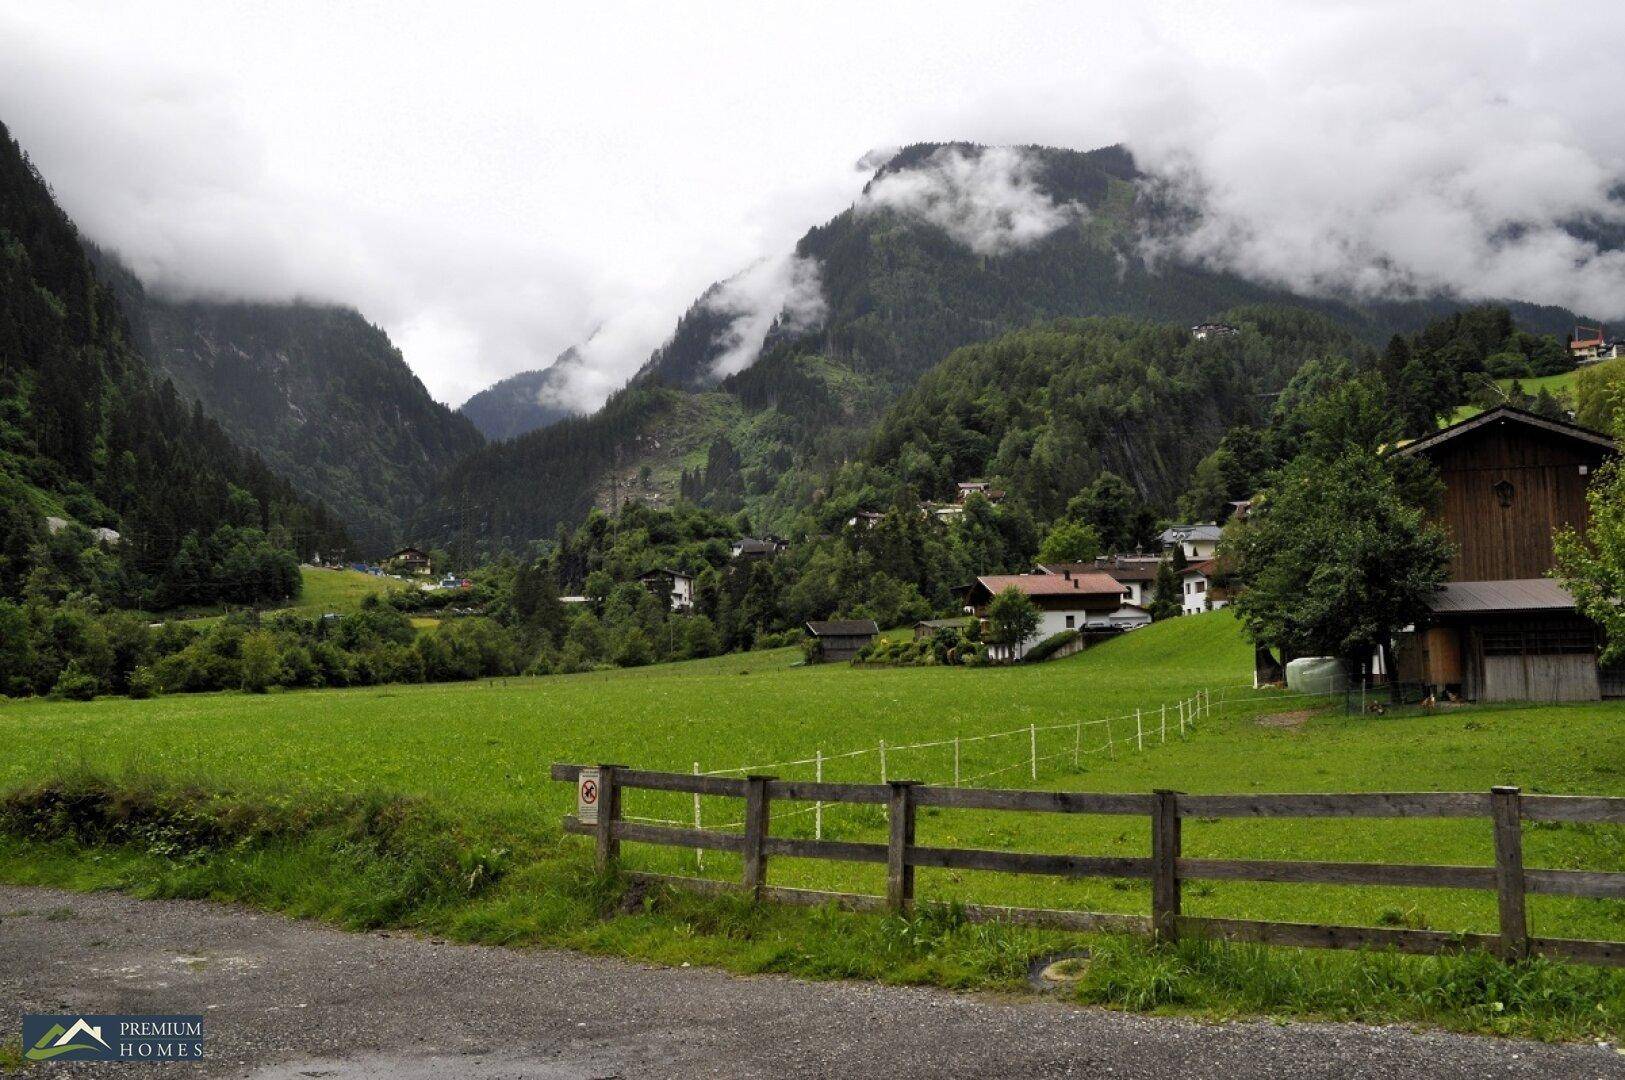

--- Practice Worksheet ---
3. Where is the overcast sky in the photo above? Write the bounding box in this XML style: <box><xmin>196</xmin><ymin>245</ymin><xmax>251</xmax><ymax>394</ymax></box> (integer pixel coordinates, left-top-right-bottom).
<box><xmin>4</xmin><ymin>2</ymin><xmax>1624</xmax><ymax>408</ymax></box>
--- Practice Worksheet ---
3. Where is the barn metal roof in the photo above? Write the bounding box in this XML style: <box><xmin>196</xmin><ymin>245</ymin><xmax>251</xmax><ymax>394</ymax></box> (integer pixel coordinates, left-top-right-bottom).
<box><xmin>1394</xmin><ymin>405</ymin><xmax>1618</xmax><ymax>459</ymax></box>
<box><xmin>1425</xmin><ymin>578</ymin><xmax>1578</xmax><ymax>615</ymax></box>
<box><xmin>805</xmin><ymin>619</ymin><xmax>880</xmax><ymax>636</ymax></box>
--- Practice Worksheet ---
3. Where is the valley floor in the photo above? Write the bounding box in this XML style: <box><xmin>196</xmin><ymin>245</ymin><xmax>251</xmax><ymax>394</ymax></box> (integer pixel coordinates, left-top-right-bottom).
<box><xmin>1</xmin><ymin>612</ymin><xmax>1621</xmax><ymax>1042</ymax></box>
<box><xmin>2</xmin><ymin>884</ymin><xmax>1617</xmax><ymax>1079</ymax></box>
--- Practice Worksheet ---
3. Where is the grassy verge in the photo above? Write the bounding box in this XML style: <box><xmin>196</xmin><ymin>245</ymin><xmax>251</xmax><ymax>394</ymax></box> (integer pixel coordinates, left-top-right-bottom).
<box><xmin>1</xmin><ymin>770</ymin><xmax>1621</xmax><ymax>1043</ymax></box>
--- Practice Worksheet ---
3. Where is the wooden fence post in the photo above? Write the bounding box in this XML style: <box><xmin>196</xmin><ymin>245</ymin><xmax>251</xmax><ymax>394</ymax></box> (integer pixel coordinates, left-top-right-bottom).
<box><xmin>595</xmin><ymin>763</ymin><xmax>624</xmax><ymax>874</ymax></box>
<box><xmin>1151</xmin><ymin>789</ymin><xmax>1183</xmax><ymax>944</ymax></box>
<box><xmin>1135</xmin><ymin>710</ymin><xmax>1144</xmax><ymax>752</ymax></box>
<box><xmin>1491</xmin><ymin>786</ymin><xmax>1529</xmax><ymax>961</ymax></box>
<box><xmin>742</xmin><ymin>775</ymin><xmax>772</xmax><ymax>899</ymax></box>
<box><xmin>886</xmin><ymin>780</ymin><xmax>919</xmax><ymax>912</ymax></box>
<box><xmin>1029</xmin><ymin>723</ymin><xmax>1038</xmax><ymax>780</ymax></box>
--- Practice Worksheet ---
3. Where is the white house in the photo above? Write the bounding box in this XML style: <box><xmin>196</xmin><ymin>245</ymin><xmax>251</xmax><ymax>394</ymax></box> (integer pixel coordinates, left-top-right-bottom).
<box><xmin>963</xmin><ymin>570</ymin><xmax>1128</xmax><ymax>660</ymax></box>
<box><xmin>1160</xmin><ymin>524</ymin><xmax>1222</xmax><ymax>562</ymax></box>
<box><xmin>639</xmin><ymin>569</ymin><xmax>695</xmax><ymax>612</ymax></box>
<box><xmin>1179</xmin><ymin>559</ymin><xmax>1230</xmax><ymax>615</ymax></box>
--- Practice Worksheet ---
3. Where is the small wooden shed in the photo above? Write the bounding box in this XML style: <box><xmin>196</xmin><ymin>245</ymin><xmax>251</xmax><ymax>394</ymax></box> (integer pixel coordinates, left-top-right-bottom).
<box><xmin>805</xmin><ymin>619</ymin><xmax>880</xmax><ymax>663</ymax></box>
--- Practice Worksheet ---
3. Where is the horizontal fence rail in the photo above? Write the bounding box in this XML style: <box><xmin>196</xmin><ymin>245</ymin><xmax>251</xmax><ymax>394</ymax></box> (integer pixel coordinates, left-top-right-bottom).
<box><xmin>551</xmin><ymin>764</ymin><xmax>1625</xmax><ymax>968</ymax></box>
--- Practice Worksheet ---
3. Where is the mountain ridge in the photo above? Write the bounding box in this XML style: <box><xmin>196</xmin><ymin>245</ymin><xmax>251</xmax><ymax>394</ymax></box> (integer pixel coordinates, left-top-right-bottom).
<box><xmin>90</xmin><ymin>250</ymin><xmax>484</xmax><ymax>554</ymax></box>
<box><xmin>415</xmin><ymin>141</ymin><xmax>1589</xmax><ymax>553</ymax></box>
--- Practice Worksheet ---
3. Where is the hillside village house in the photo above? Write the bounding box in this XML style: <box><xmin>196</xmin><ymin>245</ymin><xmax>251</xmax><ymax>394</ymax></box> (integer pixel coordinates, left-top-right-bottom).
<box><xmin>386</xmin><ymin>546</ymin><xmax>432</xmax><ymax>575</ymax></box>
<box><xmin>730</xmin><ymin>537</ymin><xmax>787</xmax><ymax>559</ymax></box>
<box><xmin>805</xmin><ymin>619</ymin><xmax>879</xmax><ymax>662</ymax></box>
<box><xmin>956</xmin><ymin>481</ymin><xmax>1005</xmax><ymax>504</ymax></box>
<box><xmin>962</xmin><ymin>570</ymin><xmax>1134</xmax><ymax>660</ymax></box>
<box><xmin>1160</xmin><ymin>524</ymin><xmax>1221</xmax><ymax>561</ymax></box>
<box><xmin>1077</xmin><ymin>555</ymin><xmax>1163</xmax><ymax>608</ymax></box>
<box><xmin>1391</xmin><ymin>406</ymin><xmax>1619</xmax><ymax>702</ymax></box>
<box><xmin>638</xmin><ymin>568</ymin><xmax>694</xmax><ymax>612</ymax></box>
<box><xmin>1179</xmin><ymin>559</ymin><xmax>1231</xmax><ymax>615</ymax></box>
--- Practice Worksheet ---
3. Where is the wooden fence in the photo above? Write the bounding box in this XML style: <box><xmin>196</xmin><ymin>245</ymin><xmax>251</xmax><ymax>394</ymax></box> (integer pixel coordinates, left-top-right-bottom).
<box><xmin>550</xmin><ymin>764</ymin><xmax>1625</xmax><ymax>967</ymax></box>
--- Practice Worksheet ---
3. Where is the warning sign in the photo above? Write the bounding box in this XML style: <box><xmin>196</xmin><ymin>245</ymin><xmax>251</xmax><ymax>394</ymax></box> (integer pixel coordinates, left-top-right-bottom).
<box><xmin>577</xmin><ymin>767</ymin><xmax>601</xmax><ymax>825</ymax></box>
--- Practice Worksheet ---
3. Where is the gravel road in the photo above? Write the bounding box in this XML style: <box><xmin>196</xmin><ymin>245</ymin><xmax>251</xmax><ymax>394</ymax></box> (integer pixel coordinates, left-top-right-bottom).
<box><xmin>2</xmin><ymin>885</ymin><xmax>1618</xmax><ymax>1078</ymax></box>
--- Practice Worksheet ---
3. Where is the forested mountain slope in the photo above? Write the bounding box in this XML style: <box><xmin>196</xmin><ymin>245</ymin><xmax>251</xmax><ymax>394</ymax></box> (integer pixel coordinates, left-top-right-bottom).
<box><xmin>418</xmin><ymin>142</ymin><xmax>1585</xmax><ymax>554</ymax></box>
<box><xmin>0</xmin><ymin>119</ymin><xmax>351</xmax><ymax>608</ymax></box>
<box><xmin>457</xmin><ymin>352</ymin><xmax>579</xmax><ymax>440</ymax></box>
<box><xmin>92</xmin><ymin>253</ymin><xmax>483</xmax><ymax>553</ymax></box>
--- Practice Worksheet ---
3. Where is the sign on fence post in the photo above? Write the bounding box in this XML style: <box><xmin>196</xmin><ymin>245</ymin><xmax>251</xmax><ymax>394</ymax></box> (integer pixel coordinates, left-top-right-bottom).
<box><xmin>590</xmin><ymin>765</ymin><xmax>624</xmax><ymax>873</ymax></box>
<box><xmin>578</xmin><ymin>767</ymin><xmax>601</xmax><ymax>825</ymax></box>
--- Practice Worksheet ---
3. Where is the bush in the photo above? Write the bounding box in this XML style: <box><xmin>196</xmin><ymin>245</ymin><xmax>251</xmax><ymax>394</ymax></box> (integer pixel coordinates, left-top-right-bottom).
<box><xmin>1022</xmin><ymin>629</ymin><xmax>1081</xmax><ymax>663</ymax></box>
<box><xmin>50</xmin><ymin>661</ymin><xmax>100</xmax><ymax>701</ymax></box>
<box><xmin>126</xmin><ymin>665</ymin><xmax>157</xmax><ymax>699</ymax></box>
<box><xmin>1483</xmin><ymin>351</ymin><xmax>1532</xmax><ymax>379</ymax></box>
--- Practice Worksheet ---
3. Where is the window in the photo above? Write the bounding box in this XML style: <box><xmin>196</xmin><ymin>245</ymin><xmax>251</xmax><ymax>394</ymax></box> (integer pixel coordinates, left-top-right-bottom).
<box><xmin>1065</xmin><ymin>615</ymin><xmax>1076</xmax><ymax>628</ymax></box>
<box><xmin>1195</xmin><ymin>580</ymin><xmax>1206</xmax><ymax>593</ymax></box>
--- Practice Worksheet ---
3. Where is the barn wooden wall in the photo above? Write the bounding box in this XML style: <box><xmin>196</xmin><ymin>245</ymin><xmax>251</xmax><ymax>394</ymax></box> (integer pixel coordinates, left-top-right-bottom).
<box><xmin>1425</xmin><ymin>426</ymin><xmax>1606</xmax><ymax>581</ymax></box>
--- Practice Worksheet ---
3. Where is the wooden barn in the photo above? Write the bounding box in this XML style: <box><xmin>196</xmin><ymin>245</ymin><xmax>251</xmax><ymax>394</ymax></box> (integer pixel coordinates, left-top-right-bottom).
<box><xmin>805</xmin><ymin>619</ymin><xmax>879</xmax><ymax>663</ymax></box>
<box><xmin>1392</xmin><ymin>406</ymin><xmax>1619</xmax><ymax>702</ymax></box>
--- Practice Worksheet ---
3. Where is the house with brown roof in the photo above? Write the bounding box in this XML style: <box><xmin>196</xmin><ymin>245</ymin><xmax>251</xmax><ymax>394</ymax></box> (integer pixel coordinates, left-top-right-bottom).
<box><xmin>1179</xmin><ymin>559</ymin><xmax>1232</xmax><ymax>615</ymax></box>
<box><xmin>963</xmin><ymin>569</ymin><xmax>1141</xmax><ymax>659</ymax></box>
<box><xmin>386</xmin><ymin>546</ymin><xmax>432</xmax><ymax>576</ymax></box>
<box><xmin>1391</xmin><ymin>405</ymin><xmax>1619</xmax><ymax>702</ymax></box>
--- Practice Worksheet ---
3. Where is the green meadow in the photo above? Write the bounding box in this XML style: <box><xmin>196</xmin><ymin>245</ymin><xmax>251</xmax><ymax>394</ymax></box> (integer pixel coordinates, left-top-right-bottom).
<box><xmin>2</xmin><ymin>611</ymin><xmax>1621</xmax><ymax>1038</ymax></box>
<box><xmin>156</xmin><ymin>565</ymin><xmax>414</xmax><ymax>626</ymax></box>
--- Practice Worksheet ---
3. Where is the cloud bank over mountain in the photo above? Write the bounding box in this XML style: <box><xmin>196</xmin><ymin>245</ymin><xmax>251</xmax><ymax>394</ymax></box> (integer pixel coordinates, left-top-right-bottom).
<box><xmin>5</xmin><ymin>2</ymin><xmax>1624</xmax><ymax>412</ymax></box>
<box><xmin>859</xmin><ymin>146</ymin><xmax>1089</xmax><ymax>256</ymax></box>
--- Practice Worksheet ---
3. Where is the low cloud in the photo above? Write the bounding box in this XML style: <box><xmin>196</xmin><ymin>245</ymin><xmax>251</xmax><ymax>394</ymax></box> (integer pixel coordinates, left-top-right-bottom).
<box><xmin>704</xmin><ymin>254</ymin><xmax>827</xmax><ymax>378</ymax></box>
<box><xmin>857</xmin><ymin>146</ymin><xmax>1089</xmax><ymax>256</ymax></box>
<box><xmin>1110</xmin><ymin>6</ymin><xmax>1625</xmax><ymax>319</ymax></box>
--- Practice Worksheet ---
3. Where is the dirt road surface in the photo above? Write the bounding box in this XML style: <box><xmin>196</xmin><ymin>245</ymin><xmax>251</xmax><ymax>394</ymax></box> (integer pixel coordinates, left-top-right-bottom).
<box><xmin>2</xmin><ymin>886</ymin><xmax>1618</xmax><ymax>1078</ymax></box>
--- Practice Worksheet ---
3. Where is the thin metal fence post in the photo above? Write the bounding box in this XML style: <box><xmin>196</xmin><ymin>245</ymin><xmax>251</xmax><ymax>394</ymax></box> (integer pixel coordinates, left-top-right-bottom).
<box><xmin>1135</xmin><ymin>710</ymin><xmax>1144</xmax><ymax>752</ymax></box>
<box><xmin>1029</xmin><ymin>723</ymin><xmax>1037</xmax><ymax>780</ymax></box>
<box><xmin>814</xmin><ymin>750</ymin><xmax>823</xmax><ymax>841</ymax></box>
<box><xmin>953</xmin><ymin>737</ymin><xmax>960</xmax><ymax>786</ymax></box>
<box><xmin>1073</xmin><ymin>720</ymin><xmax>1081</xmax><ymax>768</ymax></box>
<box><xmin>1159</xmin><ymin>704</ymin><xmax>1166</xmax><ymax>743</ymax></box>
<box><xmin>879</xmin><ymin>740</ymin><xmax>887</xmax><ymax>784</ymax></box>
<box><xmin>692</xmin><ymin>761</ymin><xmax>703</xmax><ymax>870</ymax></box>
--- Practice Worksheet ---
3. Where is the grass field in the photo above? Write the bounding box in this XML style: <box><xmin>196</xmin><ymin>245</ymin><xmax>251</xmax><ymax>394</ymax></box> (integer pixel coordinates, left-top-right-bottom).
<box><xmin>159</xmin><ymin>565</ymin><xmax>415</xmax><ymax>625</ymax></box>
<box><xmin>1446</xmin><ymin>358</ymin><xmax>1618</xmax><ymax>425</ymax></box>
<box><xmin>2</xmin><ymin>612</ymin><xmax>1621</xmax><ymax>1038</ymax></box>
